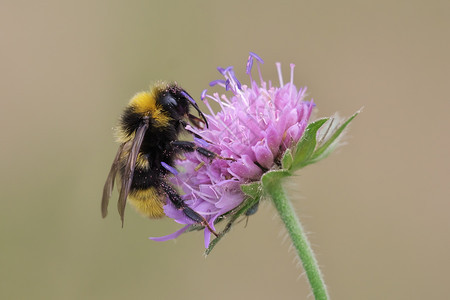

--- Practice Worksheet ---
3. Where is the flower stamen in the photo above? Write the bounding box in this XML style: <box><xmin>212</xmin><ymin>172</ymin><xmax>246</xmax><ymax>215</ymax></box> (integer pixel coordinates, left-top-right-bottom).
<box><xmin>209</xmin><ymin>79</ymin><xmax>226</xmax><ymax>87</ymax></box>
<box><xmin>161</xmin><ymin>162</ymin><xmax>178</xmax><ymax>176</ymax></box>
<box><xmin>200</xmin><ymin>89</ymin><xmax>208</xmax><ymax>100</ymax></box>
<box><xmin>289</xmin><ymin>63</ymin><xmax>295</xmax><ymax>98</ymax></box>
<box><xmin>276</xmin><ymin>62</ymin><xmax>284</xmax><ymax>87</ymax></box>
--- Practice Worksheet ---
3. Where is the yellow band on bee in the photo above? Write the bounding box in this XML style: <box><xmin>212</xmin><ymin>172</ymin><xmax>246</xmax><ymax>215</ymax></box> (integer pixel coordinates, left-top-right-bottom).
<box><xmin>135</xmin><ymin>153</ymin><xmax>149</xmax><ymax>169</ymax></box>
<box><xmin>129</xmin><ymin>89</ymin><xmax>171</xmax><ymax>128</ymax></box>
<box><xmin>128</xmin><ymin>187</ymin><xmax>166</xmax><ymax>218</ymax></box>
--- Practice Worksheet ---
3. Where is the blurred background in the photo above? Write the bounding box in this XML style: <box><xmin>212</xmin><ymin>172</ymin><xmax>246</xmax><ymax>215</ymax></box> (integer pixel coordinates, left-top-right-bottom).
<box><xmin>1</xmin><ymin>1</ymin><xmax>449</xmax><ymax>299</ymax></box>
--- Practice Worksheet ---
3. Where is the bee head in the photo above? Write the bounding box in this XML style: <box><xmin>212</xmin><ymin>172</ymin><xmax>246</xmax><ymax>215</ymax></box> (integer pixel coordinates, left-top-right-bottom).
<box><xmin>160</xmin><ymin>85</ymin><xmax>209</xmax><ymax>129</ymax></box>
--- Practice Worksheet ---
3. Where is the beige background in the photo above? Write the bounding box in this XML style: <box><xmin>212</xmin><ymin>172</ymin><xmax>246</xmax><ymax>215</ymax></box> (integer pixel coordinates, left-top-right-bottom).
<box><xmin>1</xmin><ymin>1</ymin><xmax>449</xmax><ymax>299</ymax></box>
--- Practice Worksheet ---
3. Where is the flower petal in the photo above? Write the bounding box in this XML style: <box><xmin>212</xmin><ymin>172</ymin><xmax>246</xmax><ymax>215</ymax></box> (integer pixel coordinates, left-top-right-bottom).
<box><xmin>149</xmin><ymin>225</ymin><xmax>190</xmax><ymax>242</ymax></box>
<box><xmin>252</xmin><ymin>140</ymin><xmax>274</xmax><ymax>169</ymax></box>
<box><xmin>229</xmin><ymin>155</ymin><xmax>263</xmax><ymax>180</ymax></box>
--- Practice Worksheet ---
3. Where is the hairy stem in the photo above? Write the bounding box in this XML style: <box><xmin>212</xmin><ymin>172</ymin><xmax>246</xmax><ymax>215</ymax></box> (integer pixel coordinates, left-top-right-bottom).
<box><xmin>268</xmin><ymin>180</ymin><xmax>329</xmax><ymax>300</ymax></box>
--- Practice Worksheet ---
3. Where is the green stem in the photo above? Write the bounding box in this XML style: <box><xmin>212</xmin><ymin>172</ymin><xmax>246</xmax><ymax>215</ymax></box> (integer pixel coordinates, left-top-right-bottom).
<box><xmin>268</xmin><ymin>180</ymin><xmax>329</xmax><ymax>300</ymax></box>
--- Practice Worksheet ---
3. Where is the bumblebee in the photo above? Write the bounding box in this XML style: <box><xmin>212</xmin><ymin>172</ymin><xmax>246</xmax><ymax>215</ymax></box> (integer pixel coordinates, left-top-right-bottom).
<box><xmin>102</xmin><ymin>82</ymin><xmax>220</xmax><ymax>235</ymax></box>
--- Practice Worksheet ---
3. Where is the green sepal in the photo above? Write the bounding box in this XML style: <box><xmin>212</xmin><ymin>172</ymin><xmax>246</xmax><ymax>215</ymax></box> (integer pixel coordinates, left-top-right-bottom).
<box><xmin>261</xmin><ymin>169</ymin><xmax>291</xmax><ymax>190</ymax></box>
<box><xmin>241</xmin><ymin>181</ymin><xmax>263</xmax><ymax>201</ymax></box>
<box><xmin>309</xmin><ymin>111</ymin><xmax>359</xmax><ymax>164</ymax></box>
<box><xmin>290</xmin><ymin>118</ymin><xmax>328</xmax><ymax>171</ymax></box>
<box><xmin>282</xmin><ymin>148</ymin><xmax>294</xmax><ymax>170</ymax></box>
<box><xmin>206</xmin><ymin>182</ymin><xmax>263</xmax><ymax>255</ymax></box>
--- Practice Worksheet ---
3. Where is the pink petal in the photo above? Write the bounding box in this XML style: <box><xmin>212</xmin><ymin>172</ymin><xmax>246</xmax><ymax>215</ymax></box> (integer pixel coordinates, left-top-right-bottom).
<box><xmin>149</xmin><ymin>225</ymin><xmax>190</xmax><ymax>242</ymax></box>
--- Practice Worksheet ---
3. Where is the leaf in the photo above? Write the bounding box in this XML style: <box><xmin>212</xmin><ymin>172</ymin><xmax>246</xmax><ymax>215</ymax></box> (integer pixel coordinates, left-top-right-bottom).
<box><xmin>290</xmin><ymin>118</ymin><xmax>328</xmax><ymax>171</ymax></box>
<box><xmin>205</xmin><ymin>182</ymin><xmax>263</xmax><ymax>255</ymax></box>
<box><xmin>309</xmin><ymin>111</ymin><xmax>359</xmax><ymax>163</ymax></box>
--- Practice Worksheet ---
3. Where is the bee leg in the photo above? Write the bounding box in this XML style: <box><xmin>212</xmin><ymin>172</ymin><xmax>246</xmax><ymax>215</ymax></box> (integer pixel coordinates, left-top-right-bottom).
<box><xmin>171</xmin><ymin>141</ymin><xmax>235</xmax><ymax>161</ymax></box>
<box><xmin>160</xmin><ymin>181</ymin><xmax>218</xmax><ymax>237</ymax></box>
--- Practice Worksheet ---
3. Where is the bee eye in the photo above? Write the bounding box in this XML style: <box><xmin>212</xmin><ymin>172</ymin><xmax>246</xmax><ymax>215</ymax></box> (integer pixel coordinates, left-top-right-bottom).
<box><xmin>160</xmin><ymin>94</ymin><xmax>178</xmax><ymax>109</ymax></box>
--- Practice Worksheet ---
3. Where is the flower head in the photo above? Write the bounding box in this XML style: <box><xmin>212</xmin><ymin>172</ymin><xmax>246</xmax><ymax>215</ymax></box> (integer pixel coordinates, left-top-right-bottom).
<box><xmin>151</xmin><ymin>53</ymin><xmax>316</xmax><ymax>247</ymax></box>
<box><xmin>150</xmin><ymin>53</ymin><xmax>358</xmax><ymax>300</ymax></box>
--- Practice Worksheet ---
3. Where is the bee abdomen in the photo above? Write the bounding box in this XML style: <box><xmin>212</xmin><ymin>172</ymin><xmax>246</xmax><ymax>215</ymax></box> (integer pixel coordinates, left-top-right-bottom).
<box><xmin>128</xmin><ymin>187</ymin><xmax>166</xmax><ymax>218</ymax></box>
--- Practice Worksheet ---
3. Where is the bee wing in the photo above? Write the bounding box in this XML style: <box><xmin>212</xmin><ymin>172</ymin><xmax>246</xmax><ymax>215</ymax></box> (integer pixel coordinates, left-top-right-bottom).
<box><xmin>101</xmin><ymin>143</ymin><xmax>125</xmax><ymax>218</ymax></box>
<box><xmin>117</xmin><ymin>117</ymin><xmax>150</xmax><ymax>227</ymax></box>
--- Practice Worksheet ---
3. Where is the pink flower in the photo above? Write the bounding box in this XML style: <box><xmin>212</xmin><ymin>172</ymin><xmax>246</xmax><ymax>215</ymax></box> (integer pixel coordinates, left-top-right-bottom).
<box><xmin>150</xmin><ymin>53</ymin><xmax>314</xmax><ymax>247</ymax></box>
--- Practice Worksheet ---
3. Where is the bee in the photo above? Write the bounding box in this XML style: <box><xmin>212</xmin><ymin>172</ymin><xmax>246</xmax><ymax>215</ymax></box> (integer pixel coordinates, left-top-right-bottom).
<box><xmin>101</xmin><ymin>82</ymin><xmax>221</xmax><ymax>236</ymax></box>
